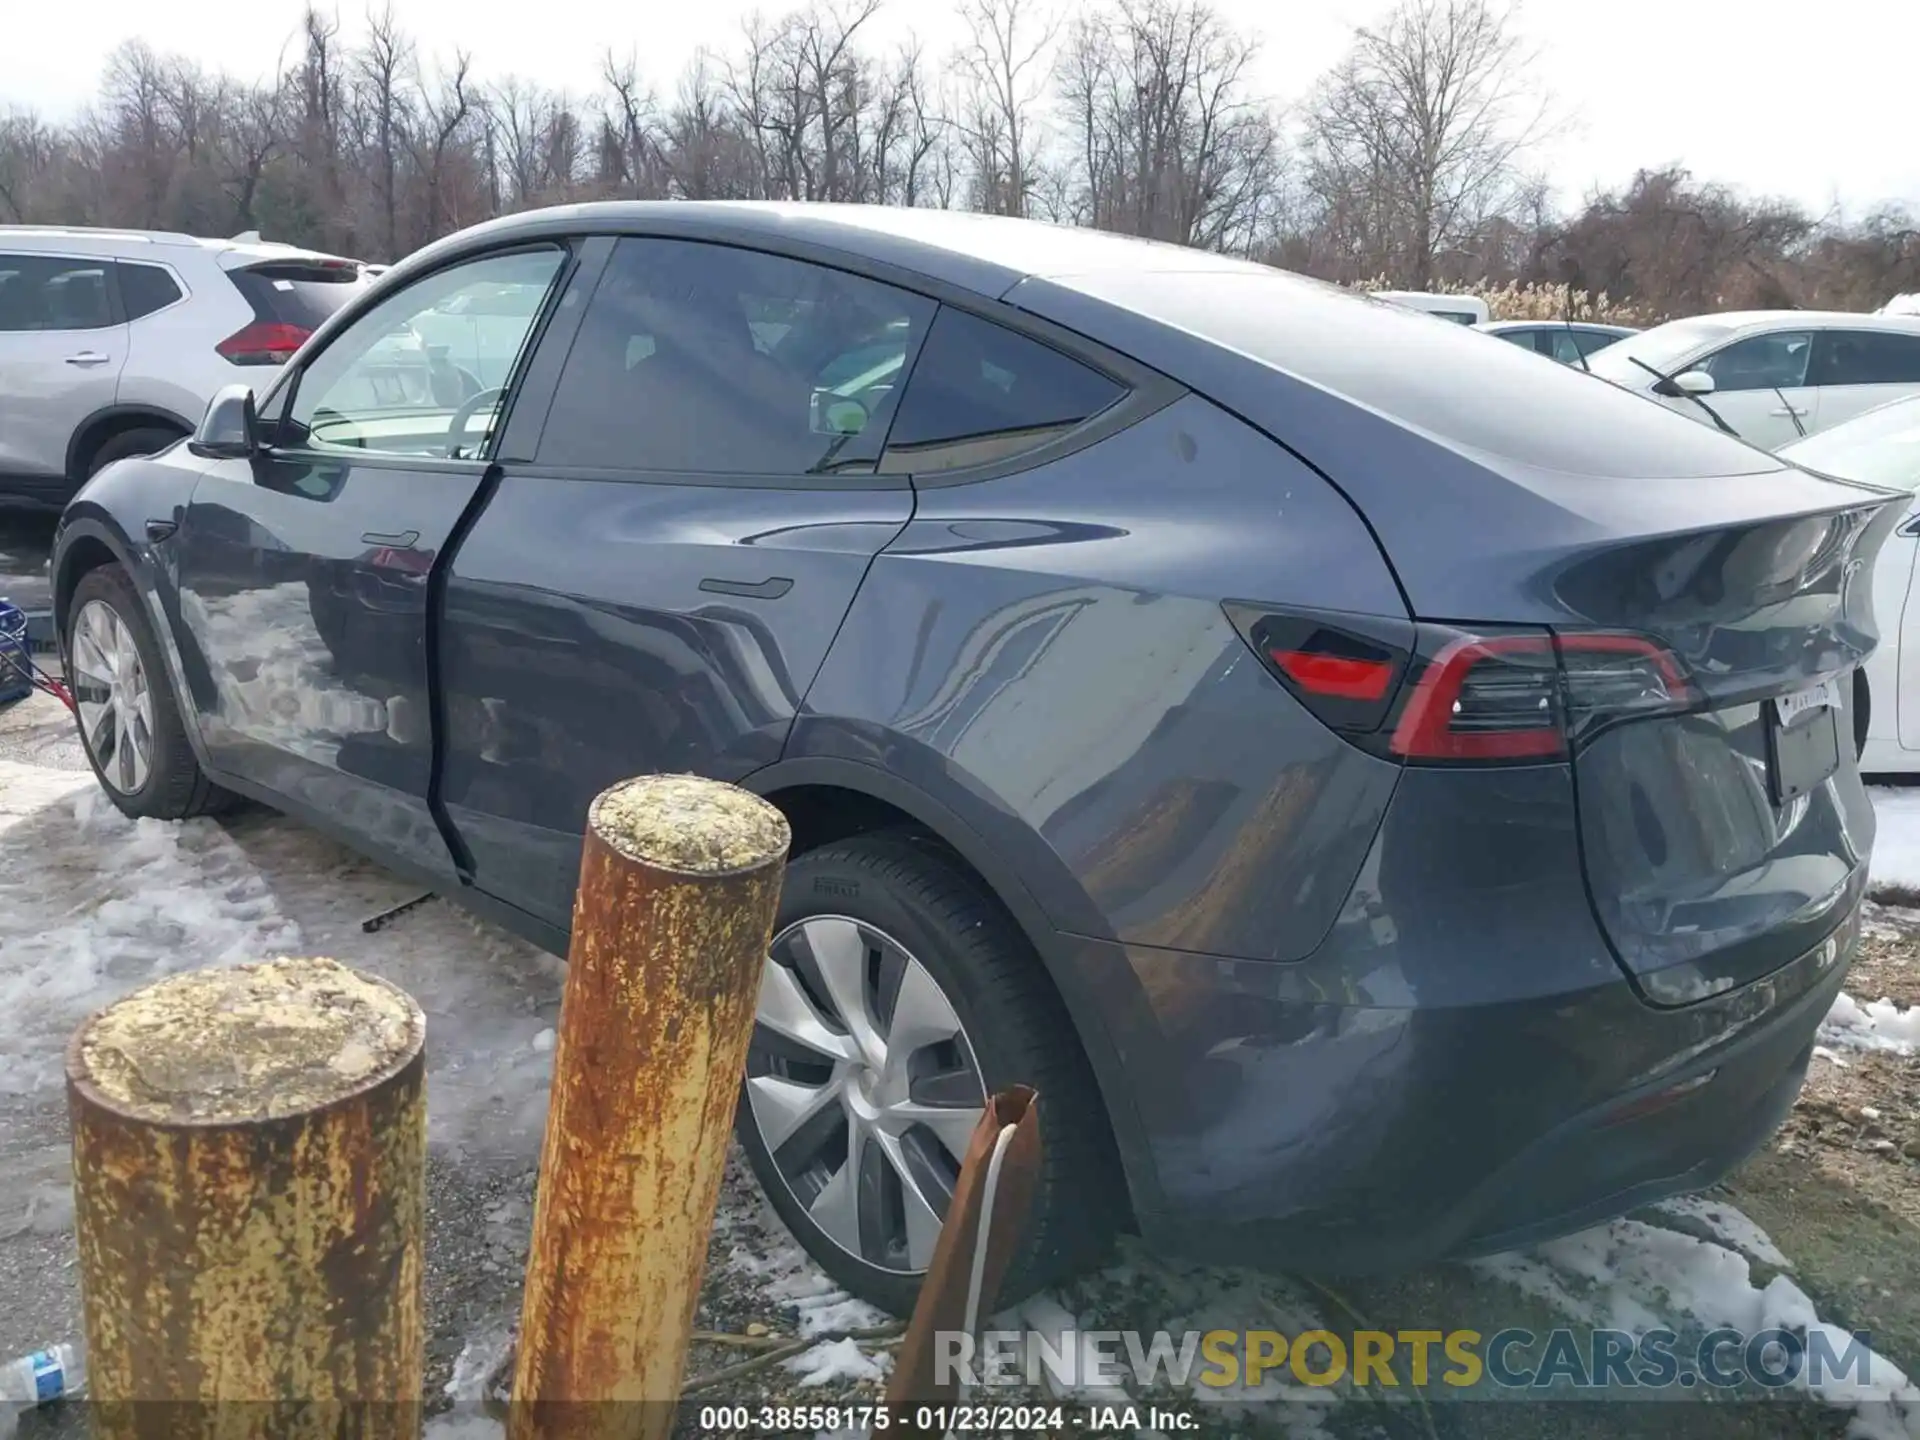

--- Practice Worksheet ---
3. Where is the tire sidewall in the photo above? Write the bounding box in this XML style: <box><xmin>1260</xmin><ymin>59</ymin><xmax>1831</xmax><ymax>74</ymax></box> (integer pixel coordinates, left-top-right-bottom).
<box><xmin>737</xmin><ymin>839</ymin><xmax>1033</xmax><ymax>1317</ymax></box>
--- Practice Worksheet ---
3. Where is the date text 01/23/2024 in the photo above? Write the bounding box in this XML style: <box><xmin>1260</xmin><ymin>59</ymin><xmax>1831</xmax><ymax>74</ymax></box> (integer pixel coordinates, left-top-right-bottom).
<box><xmin>694</xmin><ymin>1404</ymin><xmax>1199</xmax><ymax>1432</ymax></box>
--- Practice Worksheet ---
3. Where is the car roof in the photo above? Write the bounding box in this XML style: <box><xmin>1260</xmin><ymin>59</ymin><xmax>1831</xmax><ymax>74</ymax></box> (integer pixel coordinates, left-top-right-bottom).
<box><xmin>1670</xmin><ymin>309</ymin><xmax>1920</xmax><ymax>335</ymax></box>
<box><xmin>1482</xmin><ymin>320</ymin><xmax>1633</xmax><ymax>334</ymax></box>
<box><xmin>385</xmin><ymin>201</ymin><xmax>1280</xmax><ymax>302</ymax></box>
<box><xmin>0</xmin><ymin>224</ymin><xmax>353</xmax><ymax>269</ymax></box>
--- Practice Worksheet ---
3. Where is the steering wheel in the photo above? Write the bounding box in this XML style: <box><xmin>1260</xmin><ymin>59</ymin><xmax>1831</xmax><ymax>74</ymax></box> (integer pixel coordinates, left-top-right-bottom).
<box><xmin>447</xmin><ymin>386</ymin><xmax>507</xmax><ymax>459</ymax></box>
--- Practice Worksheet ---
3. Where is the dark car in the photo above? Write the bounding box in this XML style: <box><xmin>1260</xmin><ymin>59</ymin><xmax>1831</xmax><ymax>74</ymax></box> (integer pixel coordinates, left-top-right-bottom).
<box><xmin>1483</xmin><ymin>319</ymin><xmax>1638</xmax><ymax>365</ymax></box>
<box><xmin>49</xmin><ymin>203</ymin><xmax>1901</xmax><ymax>1314</ymax></box>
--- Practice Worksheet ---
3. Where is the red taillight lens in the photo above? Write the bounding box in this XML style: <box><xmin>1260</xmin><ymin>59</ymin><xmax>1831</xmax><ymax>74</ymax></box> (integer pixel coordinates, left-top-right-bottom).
<box><xmin>1230</xmin><ymin>603</ymin><xmax>1696</xmax><ymax>765</ymax></box>
<box><xmin>1390</xmin><ymin>634</ymin><xmax>1565</xmax><ymax>760</ymax></box>
<box><xmin>1269</xmin><ymin>649</ymin><xmax>1395</xmax><ymax>702</ymax></box>
<box><xmin>217</xmin><ymin>321</ymin><xmax>310</xmax><ymax>366</ymax></box>
<box><xmin>1389</xmin><ymin>630</ymin><xmax>1696</xmax><ymax>762</ymax></box>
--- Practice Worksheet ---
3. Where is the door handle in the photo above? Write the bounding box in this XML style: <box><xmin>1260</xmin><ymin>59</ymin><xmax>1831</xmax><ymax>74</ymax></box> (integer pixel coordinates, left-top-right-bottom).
<box><xmin>65</xmin><ymin>351</ymin><xmax>111</xmax><ymax>367</ymax></box>
<box><xmin>699</xmin><ymin>576</ymin><xmax>793</xmax><ymax>600</ymax></box>
<box><xmin>359</xmin><ymin>529</ymin><xmax>420</xmax><ymax>548</ymax></box>
<box><xmin>1769</xmin><ymin>405</ymin><xmax>1807</xmax><ymax>417</ymax></box>
<box><xmin>1898</xmin><ymin>515</ymin><xmax>1920</xmax><ymax>538</ymax></box>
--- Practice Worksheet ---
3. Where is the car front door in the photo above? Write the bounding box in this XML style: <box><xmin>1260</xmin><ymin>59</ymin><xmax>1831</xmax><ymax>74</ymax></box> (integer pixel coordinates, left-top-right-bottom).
<box><xmin>434</xmin><ymin>234</ymin><xmax>939</xmax><ymax>926</ymax></box>
<box><xmin>0</xmin><ymin>252</ymin><xmax>128</xmax><ymax>495</ymax></box>
<box><xmin>1809</xmin><ymin>329</ymin><xmax>1920</xmax><ymax>435</ymax></box>
<box><xmin>172</xmin><ymin>243</ymin><xmax>570</xmax><ymax>879</ymax></box>
<box><xmin>1683</xmin><ymin>328</ymin><xmax>1818</xmax><ymax>450</ymax></box>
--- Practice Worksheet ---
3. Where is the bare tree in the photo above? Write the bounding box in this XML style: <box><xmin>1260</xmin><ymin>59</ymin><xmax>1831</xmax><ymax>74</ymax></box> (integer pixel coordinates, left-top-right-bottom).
<box><xmin>357</xmin><ymin>4</ymin><xmax>414</xmax><ymax>258</ymax></box>
<box><xmin>952</xmin><ymin>0</ymin><xmax>1056</xmax><ymax>216</ymax></box>
<box><xmin>1055</xmin><ymin>0</ymin><xmax>1283</xmax><ymax>253</ymax></box>
<box><xmin>1302</xmin><ymin>0</ymin><xmax>1546</xmax><ymax>287</ymax></box>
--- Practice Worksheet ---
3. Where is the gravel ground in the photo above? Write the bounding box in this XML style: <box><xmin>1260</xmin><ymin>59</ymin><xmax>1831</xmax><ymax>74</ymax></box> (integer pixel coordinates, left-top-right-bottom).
<box><xmin>3</xmin><ymin>683</ymin><xmax>1919</xmax><ymax>1439</ymax></box>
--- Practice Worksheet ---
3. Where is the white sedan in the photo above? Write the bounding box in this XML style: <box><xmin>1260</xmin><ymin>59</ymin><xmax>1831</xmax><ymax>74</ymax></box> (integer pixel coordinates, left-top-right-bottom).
<box><xmin>1585</xmin><ymin>311</ymin><xmax>1920</xmax><ymax>451</ymax></box>
<box><xmin>1779</xmin><ymin>396</ymin><xmax>1920</xmax><ymax>774</ymax></box>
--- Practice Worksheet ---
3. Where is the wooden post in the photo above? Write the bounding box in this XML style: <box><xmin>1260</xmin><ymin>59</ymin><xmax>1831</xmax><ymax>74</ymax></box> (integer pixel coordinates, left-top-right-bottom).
<box><xmin>510</xmin><ymin>774</ymin><xmax>790</xmax><ymax>1440</ymax></box>
<box><xmin>66</xmin><ymin>956</ymin><xmax>427</xmax><ymax>1440</ymax></box>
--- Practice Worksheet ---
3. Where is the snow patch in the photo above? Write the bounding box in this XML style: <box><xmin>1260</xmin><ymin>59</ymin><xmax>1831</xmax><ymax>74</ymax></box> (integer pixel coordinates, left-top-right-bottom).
<box><xmin>785</xmin><ymin>1336</ymin><xmax>889</xmax><ymax>1387</ymax></box>
<box><xmin>1823</xmin><ymin>991</ymin><xmax>1920</xmax><ymax>1056</ymax></box>
<box><xmin>0</xmin><ymin>760</ymin><xmax>300</xmax><ymax>1094</ymax></box>
<box><xmin>1479</xmin><ymin>1218</ymin><xmax>1920</xmax><ymax>1433</ymax></box>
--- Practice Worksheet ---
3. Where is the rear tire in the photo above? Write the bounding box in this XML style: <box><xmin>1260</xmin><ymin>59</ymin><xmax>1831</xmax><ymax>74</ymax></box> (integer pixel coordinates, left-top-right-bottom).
<box><xmin>66</xmin><ymin>565</ymin><xmax>235</xmax><ymax>820</ymax></box>
<box><xmin>86</xmin><ymin>426</ymin><xmax>184</xmax><ymax>479</ymax></box>
<box><xmin>736</xmin><ymin>831</ymin><xmax>1123</xmax><ymax>1317</ymax></box>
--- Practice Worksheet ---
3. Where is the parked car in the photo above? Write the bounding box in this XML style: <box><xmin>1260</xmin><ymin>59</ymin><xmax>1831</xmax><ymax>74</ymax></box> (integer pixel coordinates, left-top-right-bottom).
<box><xmin>51</xmin><ymin>204</ymin><xmax>1899</xmax><ymax>1314</ymax></box>
<box><xmin>1482</xmin><ymin>319</ymin><xmax>1637</xmax><ymax>365</ymax></box>
<box><xmin>1777</xmin><ymin>394</ymin><xmax>1920</xmax><ymax>775</ymax></box>
<box><xmin>1584</xmin><ymin>310</ymin><xmax>1920</xmax><ymax>450</ymax></box>
<box><xmin>0</xmin><ymin>226</ymin><xmax>367</xmax><ymax>506</ymax></box>
<box><xmin>1367</xmin><ymin>289</ymin><xmax>1490</xmax><ymax>325</ymax></box>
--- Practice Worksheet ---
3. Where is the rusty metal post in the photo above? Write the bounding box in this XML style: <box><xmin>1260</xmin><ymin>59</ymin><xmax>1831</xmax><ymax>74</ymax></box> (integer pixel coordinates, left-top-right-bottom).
<box><xmin>510</xmin><ymin>774</ymin><xmax>790</xmax><ymax>1440</ymax></box>
<box><xmin>66</xmin><ymin>956</ymin><xmax>428</xmax><ymax>1440</ymax></box>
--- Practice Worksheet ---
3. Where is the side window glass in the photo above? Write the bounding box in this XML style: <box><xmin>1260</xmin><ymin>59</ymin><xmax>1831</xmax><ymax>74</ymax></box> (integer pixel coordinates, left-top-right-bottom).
<box><xmin>285</xmin><ymin>248</ymin><xmax>564</xmax><ymax>459</ymax></box>
<box><xmin>0</xmin><ymin>255</ymin><xmax>117</xmax><ymax>331</ymax></box>
<box><xmin>118</xmin><ymin>262</ymin><xmax>184</xmax><ymax>320</ymax></box>
<box><xmin>537</xmin><ymin>238</ymin><xmax>935</xmax><ymax>475</ymax></box>
<box><xmin>880</xmin><ymin>308</ymin><xmax>1127</xmax><ymax>474</ymax></box>
<box><xmin>1812</xmin><ymin>331</ymin><xmax>1920</xmax><ymax>387</ymax></box>
<box><xmin>1492</xmin><ymin>329</ymin><xmax>1537</xmax><ymax>352</ymax></box>
<box><xmin>1575</xmin><ymin>330</ymin><xmax>1619</xmax><ymax>358</ymax></box>
<box><xmin>1698</xmin><ymin>331</ymin><xmax>1812</xmax><ymax>392</ymax></box>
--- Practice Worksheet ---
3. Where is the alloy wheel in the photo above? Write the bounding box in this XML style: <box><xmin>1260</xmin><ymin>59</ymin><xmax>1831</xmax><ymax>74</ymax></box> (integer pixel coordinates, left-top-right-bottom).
<box><xmin>746</xmin><ymin>915</ymin><xmax>986</xmax><ymax>1274</ymax></box>
<box><xmin>70</xmin><ymin>598</ymin><xmax>154</xmax><ymax>795</ymax></box>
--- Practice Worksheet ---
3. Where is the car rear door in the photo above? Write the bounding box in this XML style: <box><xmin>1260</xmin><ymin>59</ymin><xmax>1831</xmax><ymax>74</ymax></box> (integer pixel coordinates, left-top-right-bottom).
<box><xmin>1808</xmin><ymin>328</ymin><xmax>1920</xmax><ymax>435</ymax></box>
<box><xmin>0</xmin><ymin>250</ymin><xmax>128</xmax><ymax>494</ymax></box>
<box><xmin>173</xmin><ymin>242</ymin><xmax>571</xmax><ymax>879</ymax></box>
<box><xmin>435</xmin><ymin>234</ymin><xmax>936</xmax><ymax>927</ymax></box>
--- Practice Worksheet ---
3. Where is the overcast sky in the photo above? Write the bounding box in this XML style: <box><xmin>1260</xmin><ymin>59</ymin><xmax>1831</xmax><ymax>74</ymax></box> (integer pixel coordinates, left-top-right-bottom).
<box><xmin>4</xmin><ymin>0</ymin><xmax>1915</xmax><ymax>217</ymax></box>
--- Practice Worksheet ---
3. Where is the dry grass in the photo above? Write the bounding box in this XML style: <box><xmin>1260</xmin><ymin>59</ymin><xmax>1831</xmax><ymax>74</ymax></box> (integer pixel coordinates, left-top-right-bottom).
<box><xmin>1347</xmin><ymin>274</ymin><xmax>1662</xmax><ymax>327</ymax></box>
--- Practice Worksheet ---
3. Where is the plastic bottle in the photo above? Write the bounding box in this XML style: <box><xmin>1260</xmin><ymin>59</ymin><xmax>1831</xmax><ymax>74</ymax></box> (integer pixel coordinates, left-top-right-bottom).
<box><xmin>0</xmin><ymin>1344</ymin><xmax>85</xmax><ymax>1407</ymax></box>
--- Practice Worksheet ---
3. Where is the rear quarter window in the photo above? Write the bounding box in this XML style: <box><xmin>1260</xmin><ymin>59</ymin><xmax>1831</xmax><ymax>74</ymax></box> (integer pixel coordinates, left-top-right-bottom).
<box><xmin>879</xmin><ymin>307</ymin><xmax>1125</xmax><ymax>474</ymax></box>
<box><xmin>1058</xmin><ymin>269</ymin><xmax>1783</xmax><ymax>479</ymax></box>
<box><xmin>117</xmin><ymin>262</ymin><xmax>183</xmax><ymax>320</ymax></box>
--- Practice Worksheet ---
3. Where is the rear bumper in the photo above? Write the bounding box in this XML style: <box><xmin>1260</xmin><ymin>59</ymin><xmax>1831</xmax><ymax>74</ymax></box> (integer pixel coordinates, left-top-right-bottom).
<box><xmin>1048</xmin><ymin>763</ymin><xmax>1859</xmax><ymax>1274</ymax></box>
<box><xmin>1068</xmin><ymin>902</ymin><xmax>1851</xmax><ymax>1274</ymax></box>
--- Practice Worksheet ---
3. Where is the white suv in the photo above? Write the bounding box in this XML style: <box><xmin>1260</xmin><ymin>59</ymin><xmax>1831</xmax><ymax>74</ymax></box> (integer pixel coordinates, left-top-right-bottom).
<box><xmin>0</xmin><ymin>227</ymin><xmax>369</xmax><ymax>505</ymax></box>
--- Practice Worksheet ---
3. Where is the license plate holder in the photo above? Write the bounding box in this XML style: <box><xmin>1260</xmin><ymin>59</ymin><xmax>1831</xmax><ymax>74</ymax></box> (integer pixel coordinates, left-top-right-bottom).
<box><xmin>1767</xmin><ymin>677</ymin><xmax>1843</xmax><ymax>804</ymax></box>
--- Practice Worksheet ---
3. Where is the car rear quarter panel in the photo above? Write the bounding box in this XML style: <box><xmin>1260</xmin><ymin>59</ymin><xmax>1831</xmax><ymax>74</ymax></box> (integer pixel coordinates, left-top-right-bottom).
<box><xmin>799</xmin><ymin>393</ymin><xmax>1407</xmax><ymax>962</ymax></box>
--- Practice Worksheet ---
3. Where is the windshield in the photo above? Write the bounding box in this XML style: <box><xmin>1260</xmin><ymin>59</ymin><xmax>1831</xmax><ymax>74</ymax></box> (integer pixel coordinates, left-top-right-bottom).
<box><xmin>1584</xmin><ymin>318</ymin><xmax>1737</xmax><ymax>385</ymax></box>
<box><xmin>1781</xmin><ymin>396</ymin><xmax>1920</xmax><ymax>489</ymax></box>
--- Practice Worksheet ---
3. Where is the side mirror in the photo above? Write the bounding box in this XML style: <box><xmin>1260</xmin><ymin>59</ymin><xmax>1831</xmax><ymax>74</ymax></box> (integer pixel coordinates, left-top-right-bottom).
<box><xmin>1673</xmin><ymin>369</ymin><xmax>1716</xmax><ymax>396</ymax></box>
<box><xmin>190</xmin><ymin>384</ymin><xmax>260</xmax><ymax>460</ymax></box>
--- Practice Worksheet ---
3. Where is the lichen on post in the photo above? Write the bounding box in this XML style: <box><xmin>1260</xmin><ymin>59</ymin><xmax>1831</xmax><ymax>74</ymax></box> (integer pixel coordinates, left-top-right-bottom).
<box><xmin>66</xmin><ymin>956</ymin><xmax>428</xmax><ymax>1440</ymax></box>
<box><xmin>511</xmin><ymin>773</ymin><xmax>791</xmax><ymax>1440</ymax></box>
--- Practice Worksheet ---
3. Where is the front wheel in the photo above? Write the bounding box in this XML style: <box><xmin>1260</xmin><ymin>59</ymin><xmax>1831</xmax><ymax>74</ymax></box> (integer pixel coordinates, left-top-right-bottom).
<box><xmin>66</xmin><ymin>565</ymin><xmax>234</xmax><ymax>819</ymax></box>
<box><xmin>736</xmin><ymin>831</ymin><xmax>1122</xmax><ymax>1317</ymax></box>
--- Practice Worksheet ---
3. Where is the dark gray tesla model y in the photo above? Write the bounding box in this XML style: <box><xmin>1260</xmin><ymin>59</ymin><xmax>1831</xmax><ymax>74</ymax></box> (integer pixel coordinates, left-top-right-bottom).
<box><xmin>49</xmin><ymin>202</ymin><xmax>1901</xmax><ymax>1314</ymax></box>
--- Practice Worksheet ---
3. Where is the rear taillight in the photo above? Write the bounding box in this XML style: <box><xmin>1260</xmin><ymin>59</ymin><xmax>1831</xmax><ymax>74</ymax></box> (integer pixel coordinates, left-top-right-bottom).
<box><xmin>1228</xmin><ymin>604</ymin><xmax>1696</xmax><ymax>765</ymax></box>
<box><xmin>1389</xmin><ymin>634</ymin><xmax>1564</xmax><ymax>760</ymax></box>
<box><xmin>217</xmin><ymin>321</ymin><xmax>310</xmax><ymax>366</ymax></box>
